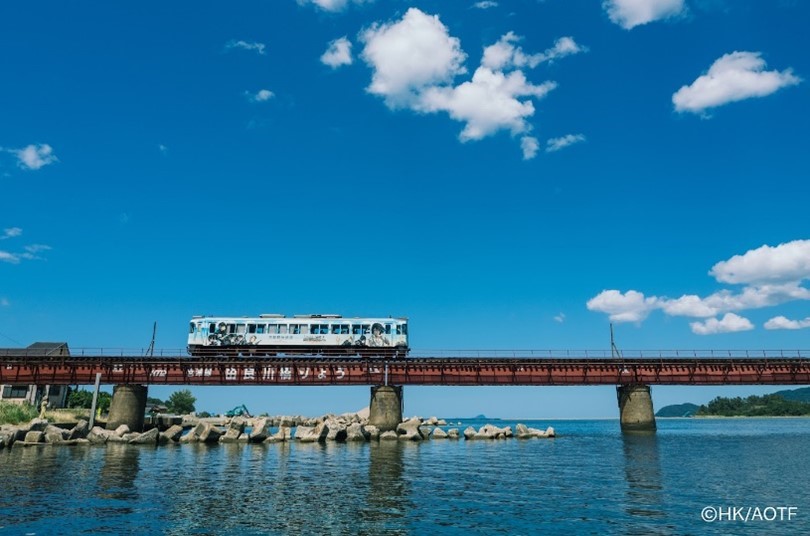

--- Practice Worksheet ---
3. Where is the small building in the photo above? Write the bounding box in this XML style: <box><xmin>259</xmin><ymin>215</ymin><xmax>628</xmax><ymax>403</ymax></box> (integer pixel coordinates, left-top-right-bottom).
<box><xmin>0</xmin><ymin>342</ymin><xmax>70</xmax><ymax>408</ymax></box>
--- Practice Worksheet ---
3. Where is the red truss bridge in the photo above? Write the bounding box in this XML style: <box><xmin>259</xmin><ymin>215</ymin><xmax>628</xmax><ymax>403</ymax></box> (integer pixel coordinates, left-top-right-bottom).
<box><xmin>1</xmin><ymin>349</ymin><xmax>809</xmax><ymax>386</ymax></box>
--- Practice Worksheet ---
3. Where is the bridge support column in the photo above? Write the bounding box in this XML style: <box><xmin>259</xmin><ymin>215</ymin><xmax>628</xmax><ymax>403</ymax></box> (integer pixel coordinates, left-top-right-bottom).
<box><xmin>368</xmin><ymin>385</ymin><xmax>403</xmax><ymax>432</ymax></box>
<box><xmin>106</xmin><ymin>384</ymin><xmax>148</xmax><ymax>432</ymax></box>
<box><xmin>617</xmin><ymin>384</ymin><xmax>656</xmax><ymax>432</ymax></box>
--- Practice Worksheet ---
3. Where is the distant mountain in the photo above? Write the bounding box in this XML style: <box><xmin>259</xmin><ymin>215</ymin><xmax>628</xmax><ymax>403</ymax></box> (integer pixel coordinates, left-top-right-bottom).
<box><xmin>772</xmin><ymin>387</ymin><xmax>810</xmax><ymax>403</ymax></box>
<box><xmin>656</xmin><ymin>403</ymin><xmax>699</xmax><ymax>417</ymax></box>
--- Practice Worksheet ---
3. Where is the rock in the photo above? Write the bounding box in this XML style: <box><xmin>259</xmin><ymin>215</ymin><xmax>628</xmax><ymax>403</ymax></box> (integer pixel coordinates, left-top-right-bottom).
<box><xmin>121</xmin><ymin>432</ymin><xmax>140</xmax><ymax>442</ymax></box>
<box><xmin>87</xmin><ymin>426</ymin><xmax>110</xmax><ymax>444</ymax></box>
<box><xmin>178</xmin><ymin>430</ymin><xmax>198</xmax><ymax>443</ymax></box>
<box><xmin>545</xmin><ymin>426</ymin><xmax>556</xmax><ymax>438</ymax></box>
<box><xmin>0</xmin><ymin>430</ymin><xmax>15</xmax><ymax>449</ymax></box>
<box><xmin>45</xmin><ymin>425</ymin><xmax>69</xmax><ymax>440</ymax></box>
<box><xmin>279</xmin><ymin>416</ymin><xmax>296</xmax><ymax>427</ymax></box>
<box><xmin>432</xmin><ymin>428</ymin><xmax>449</xmax><ymax>439</ymax></box>
<box><xmin>24</xmin><ymin>431</ymin><xmax>45</xmax><ymax>443</ymax></box>
<box><xmin>396</xmin><ymin>418</ymin><xmax>423</xmax><ymax>441</ymax></box>
<box><xmin>249</xmin><ymin>418</ymin><xmax>271</xmax><ymax>443</ymax></box>
<box><xmin>227</xmin><ymin>417</ymin><xmax>247</xmax><ymax>433</ymax></box>
<box><xmin>198</xmin><ymin>424</ymin><xmax>223</xmax><ymax>443</ymax></box>
<box><xmin>380</xmin><ymin>431</ymin><xmax>398</xmax><ymax>441</ymax></box>
<box><xmin>325</xmin><ymin>420</ymin><xmax>347</xmax><ymax>442</ymax></box>
<box><xmin>516</xmin><ymin>423</ymin><xmax>531</xmax><ymax>438</ymax></box>
<box><xmin>162</xmin><ymin>425</ymin><xmax>184</xmax><ymax>442</ymax></box>
<box><xmin>425</xmin><ymin>416</ymin><xmax>439</xmax><ymax>426</ymax></box>
<box><xmin>129</xmin><ymin>428</ymin><xmax>159</xmax><ymax>445</ymax></box>
<box><xmin>463</xmin><ymin>426</ymin><xmax>477</xmax><ymax>440</ymax></box>
<box><xmin>418</xmin><ymin>426</ymin><xmax>433</xmax><ymax>439</ymax></box>
<box><xmin>68</xmin><ymin>420</ymin><xmax>89</xmax><ymax>440</ymax></box>
<box><xmin>364</xmin><ymin>425</ymin><xmax>380</xmax><ymax>441</ymax></box>
<box><xmin>436</xmin><ymin>419</ymin><xmax>447</xmax><ymax>426</ymax></box>
<box><xmin>114</xmin><ymin>424</ymin><xmax>130</xmax><ymax>437</ymax></box>
<box><xmin>296</xmin><ymin>424</ymin><xmax>328</xmax><ymax>443</ymax></box>
<box><xmin>219</xmin><ymin>428</ymin><xmax>242</xmax><ymax>443</ymax></box>
<box><xmin>345</xmin><ymin>423</ymin><xmax>368</xmax><ymax>442</ymax></box>
<box><xmin>28</xmin><ymin>418</ymin><xmax>49</xmax><ymax>432</ymax></box>
<box><xmin>272</xmin><ymin>426</ymin><xmax>292</xmax><ymax>442</ymax></box>
<box><xmin>44</xmin><ymin>431</ymin><xmax>64</xmax><ymax>444</ymax></box>
<box><xmin>447</xmin><ymin>428</ymin><xmax>460</xmax><ymax>439</ymax></box>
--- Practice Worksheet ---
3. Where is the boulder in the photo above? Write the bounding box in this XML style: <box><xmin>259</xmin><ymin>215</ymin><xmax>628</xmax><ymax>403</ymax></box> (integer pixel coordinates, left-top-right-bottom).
<box><xmin>295</xmin><ymin>424</ymin><xmax>328</xmax><ymax>443</ymax></box>
<box><xmin>432</xmin><ymin>427</ymin><xmax>449</xmax><ymax>439</ymax></box>
<box><xmin>364</xmin><ymin>425</ymin><xmax>380</xmax><ymax>441</ymax></box>
<box><xmin>418</xmin><ymin>426</ymin><xmax>433</xmax><ymax>439</ymax></box>
<box><xmin>396</xmin><ymin>418</ymin><xmax>423</xmax><ymax>441</ymax></box>
<box><xmin>68</xmin><ymin>420</ymin><xmax>90</xmax><ymax>440</ymax></box>
<box><xmin>425</xmin><ymin>416</ymin><xmax>439</xmax><ymax>426</ymax></box>
<box><xmin>113</xmin><ymin>424</ymin><xmax>130</xmax><ymax>437</ymax></box>
<box><xmin>161</xmin><ymin>425</ymin><xmax>184</xmax><ymax>442</ymax></box>
<box><xmin>27</xmin><ymin>418</ymin><xmax>49</xmax><ymax>432</ymax></box>
<box><xmin>463</xmin><ymin>426</ymin><xmax>477</xmax><ymax>440</ymax></box>
<box><xmin>25</xmin><ymin>431</ymin><xmax>45</xmax><ymax>443</ymax></box>
<box><xmin>227</xmin><ymin>417</ymin><xmax>247</xmax><ymax>433</ymax></box>
<box><xmin>198</xmin><ymin>424</ymin><xmax>223</xmax><ymax>443</ymax></box>
<box><xmin>345</xmin><ymin>423</ymin><xmax>368</xmax><ymax>442</ymax></box>
<box><xmin>44</xmin><ymin>431</ymin><xmax>64</xmax><ymax>444</ymax></box>
<box><xmin>279</xmin><ymin>416</ymin><xmax>296</xmax><ymax>427</ymax></box>
<box><xmin>129</xmin><ymin>428</ymin><xmax>159</xmax><ymax>445</ymax></box>
<box><xmin>45</xmin><ymin>425</ymin><xmax>69</xmax><ymax>440</ymax></box>
<box><xmin>325</xmin><ymin>420</ymin><xmax>347</xmax><ymax>442</ymax></box>
<box><xmin>380</xmin><ymin>431</ymin><xmax>398</xmax><ymax>441</ymax></box>
<box><xmin>219</xmin><ymin>428</ymin><xmax>242</xmax><ymax>443</ymax></box>
<box><xmin>515</xmin><ymin>423</ymin><xmax>532</xmax><ymax>438</ymax></box>
<box><xmin>447</xmin><ymin>428</ymin><xmax>460</xmax><ymax>439</ymax></box>
<box><xmin>0</xmin><ymin>429</ymin><xmax>15</xmax><ymax>449</ymax></box>
<box><xmin>436</xmin><ymin>419</ymin><xmax>447</xmax><ymax>426</ymax></box>
<box><xmin>87</xmin><ymin>426</ymin><xmax>111</xmax><ymax>444</ymax></box>
<box><xmin>545</xmin><ymin>426</ymin><xmax>556</xmax><ymax>438</ymax></box>
<box><xmin>249</xmin><ymin>418</ymin><xmax>271</xmax><ymax>443</ymax></box>
<box><xmin>272</xmin><ymin>426</ymin><xmax>292</xmax><ymax>442</ymax></box>
<box><xmin>178</xmin><ymin>430</ymin><xmax>198</xmax><ymax>443</ymax></box>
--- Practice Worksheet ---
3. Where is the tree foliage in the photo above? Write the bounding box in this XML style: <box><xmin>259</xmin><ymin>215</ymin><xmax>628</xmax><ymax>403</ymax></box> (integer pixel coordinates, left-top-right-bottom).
<box><xmin>696</xmin><ymin>394</ymin><xmax>810</xmax><ymax>417</ymax></box>
<box><xmin>167</xmin><ymin>389</ymin><xmax>196</xmax><ymax>414</ymax></box>
<box><xmin>67</xmin><ymin>389</ymin><xmax>111</xmax><ymax>413</ymax></box>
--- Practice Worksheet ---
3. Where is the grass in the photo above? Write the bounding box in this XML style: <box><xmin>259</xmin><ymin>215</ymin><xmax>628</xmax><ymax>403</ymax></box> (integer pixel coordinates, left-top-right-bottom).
<box><xmin>0</xmin><ymin>402</ymin><xmax>91</xmax><ymax>426</ymax></box>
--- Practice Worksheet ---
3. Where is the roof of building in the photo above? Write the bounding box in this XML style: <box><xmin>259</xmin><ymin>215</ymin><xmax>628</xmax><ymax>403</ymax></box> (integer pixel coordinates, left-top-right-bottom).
<box><xmin>0</xmin><ymin>342</ymin><xmax>70</xmax><ymax>357</ymax></box>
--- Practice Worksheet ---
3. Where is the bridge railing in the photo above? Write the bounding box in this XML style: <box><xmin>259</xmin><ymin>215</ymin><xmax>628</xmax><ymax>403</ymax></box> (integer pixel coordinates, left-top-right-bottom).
<box><xmin>0</xmin><ymin>348</ymin><xmax>806</xmax><ymax>359</ymax></box>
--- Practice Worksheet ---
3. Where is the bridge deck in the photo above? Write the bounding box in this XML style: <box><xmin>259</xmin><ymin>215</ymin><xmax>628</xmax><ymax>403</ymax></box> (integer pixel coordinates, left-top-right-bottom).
<box><xmin>2</xmin><ymin>353</ymin><xmax>809</xmax><ymax>386</ymax></box>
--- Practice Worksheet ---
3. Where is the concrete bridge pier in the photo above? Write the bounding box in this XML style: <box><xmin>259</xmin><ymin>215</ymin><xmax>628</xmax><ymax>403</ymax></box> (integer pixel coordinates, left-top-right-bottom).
<box><xmin>368</xmin><ymin>385</ymin><xmax>403</xmax><ymax>432</ymax></box>
<box><xmin>617</xmin><ymin>384</ymin><xmax>656</xmax><ymax>432</ymax></box>
<box><xmin>106</xmin><ymin>384</ymin><xmax>148</xmax><ymax>432</ymax></box>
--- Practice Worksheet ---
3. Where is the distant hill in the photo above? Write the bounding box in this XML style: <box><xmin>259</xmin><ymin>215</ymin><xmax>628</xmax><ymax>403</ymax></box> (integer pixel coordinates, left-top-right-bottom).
<box><xmin>772</xmin><ymin>387</ymin><xmax>810</xmax><ymax>403</ymax></box>
<box><xmin>656</xmin><ymin>403</ymin><xmax>699</xmax><ymax>417</ymax></box>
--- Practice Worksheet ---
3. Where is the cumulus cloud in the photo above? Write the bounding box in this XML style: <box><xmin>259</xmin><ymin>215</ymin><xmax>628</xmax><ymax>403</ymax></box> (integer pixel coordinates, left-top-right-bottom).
<box><xmin>299</xmin><ymin>0</ymin><xmax>373</xmax><ymax>13</ymax></box>
<box><xmin>521</xmin><ymin>136</ymin><xmax>539</xmax><ymax>160</ymax></box>
<box><xmin>14</xmin><ymin>144</ymin><xmax>58</xmax><ymax>170</ymax></box>
<box><xmin>603</xmin><ymin>0</ymin><xmax>686</xmax><ymax>30</ymax></box>
<box><xmin>546</xmin><ymin>133</ymin><xmax>586</xmax><ymax>152</ymax></box>
<box><xmin>359</xmin><ymin>8</ymin><xmax>582</xmax><ymax>153</ymax></box>
<box><xmin>321</xmin><ymin>37</ymin><xmax>353</xmax><ymax>68</ymax></box>
<box><xmin>1</xmin><ymin>228</ymin><xmax>22</xmax><ymax>240</ymax></box>
<box><xmin>710</xmin><ymin>239</ymin><xmax>810</xmax><ymax>285</ymax></box>
<box><xmin>225</xmin><ymin>40</ymin><xmax>266</xmax><ymax>55</ymax></box>
<box><xmin>588</xmin><ymin>239</ymin><xmax>810</xmax><ymax>333</ymax></box>
<box><xmin>764</xmin><ymin>316</ymin><xmax>810</xmax><ymax>330</ymax></box>
<box><xmin>247</xmin><ymin>89</ymin><xmax>275</xmax><ymax>102</ymax></box>
<box><xmin>690</xmin><ymin>313</ymin><xmax>754</xmax><ymax>335</ymax></box>
<box><xmin>473</xmin><ymin>1</ymin><xmax>498</xmax><ymax>8</ymax></box>
<box><xmin>587</xmin><ymin>290</ymin><xmax>659</xmax><ymax>323</ymax></box>
<box><xmin>673</xmin><ymin>52</ymin><xmax>801</xmax><ymax>115</ymax></box>
<box><xmin>360</xmin><ymin>8</ymin><xmax>467</xmax><ymax>107</ymax></box>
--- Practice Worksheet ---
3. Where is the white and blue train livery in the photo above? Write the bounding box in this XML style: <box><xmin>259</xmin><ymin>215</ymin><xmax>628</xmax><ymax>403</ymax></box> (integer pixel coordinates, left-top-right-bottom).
<box><xmin>188</xmin><ymin>314</ymin><xmax>409</xmax><ymax>357</ymax></box>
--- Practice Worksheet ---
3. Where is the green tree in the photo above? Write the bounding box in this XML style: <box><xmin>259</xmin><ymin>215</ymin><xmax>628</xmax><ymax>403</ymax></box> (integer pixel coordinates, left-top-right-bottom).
<box><xmin>67</xmin><ymin>389</ymin><xmax>111</xmax><ymax>414</ymax></box>
<box><xmin>167</xmin><ymin>389</ymin><xmax>196</xmax><ymax>414</ymax></box>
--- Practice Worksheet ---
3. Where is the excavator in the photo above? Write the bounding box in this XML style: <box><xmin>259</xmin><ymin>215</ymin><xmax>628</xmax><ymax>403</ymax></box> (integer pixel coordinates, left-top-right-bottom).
<box><xmin>225</xmin><ymin>405</ymin><xmax>252</xmax><ymax>418</ymax></box>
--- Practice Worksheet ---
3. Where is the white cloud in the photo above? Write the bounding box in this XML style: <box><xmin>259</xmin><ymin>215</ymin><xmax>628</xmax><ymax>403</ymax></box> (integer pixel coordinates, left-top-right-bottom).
<box><xmin>603</xmin><ymin>0</ymin><xmax>686</xmax><ymax>30</ymax></box>
<box><xmin>554</xmin><ymin>312</ymin><xmax>566</xmax><ymax>323</ymax></box>
<box><xmin>521</xmin><ymin>136</ymin><xmax>539</xmax><ymax>160</ymax></box>
<box><xmin>1</xmin><ymin>228</ymin><xmax>22</xmax><ymax>240</ymax></box>
<box><xmin>0</xmin><ymin>251</ymin><xmax>19</xmax><ymax>264</ymax></box>
<box><xmin>710</xmin><ymin>239</ymin><xmax>810</xmax><ymax>285</ymax></box>
<box><xmin>587</xmin><ymin>290</ymin><xmax>659</xmax><ymax>323</ymax></box>
<box><xmin>225</xmin><ymin>40</ymin><xmax>267</xmax><ymax>55</ymax></box>
<box><xmin>690</xmin><ymin>313</ymin><xmax>754</xmax><ymax>335</ymax></box>
<box><xmin>158</xmin><ymin>144</ymin><xmax>168</xmax><ymax>155</ymax></box>
<box><xmin>15</xmin><ymin>144</ymin><xmax>58</xmax><ymax>170</ymax></box>
<box><xmin>360</xmin><ymin>8</ymin><xmax>467</xmax><ymax>108</ymax></box>
<box><xmin>473</xmin><ymin>1</ymin><xmax>498</xmax><ymax>8</ymax></box>
<box><xmin>321</xmin><ymin>37</ymin><xmax>353</xmax><ymax>68</ymax></box>
<box><xmin>546</xmin><ymin>133</ymin><xmax>586</xmax><ymax>152</ymax></box>
<box><xmin>673</xmin><ymin>52</ymin><xmax>801</xmax><ymax>115</ymax></box>
<box><xmin>764</xmin><ymin>316</ymin><xmax>810</xmax><ymax>330</ymax></box>
<box><xmin>0</xmin><ymin>243</ymin><xmax>50</xmax><ymax>263</ymax></box>
<box><xmin>482</xmin><ymin>33</ymin><xmax>586</xmax><ymax>71</ymax></box>
<box><xmin>247</xmin><ymin>89</ymin><xmax>275</xmax><ymax>102</ymax></box>
<box><xmin>298</xmin><ymin>0</ymin><xmax>373</xmax><ymax>13</ymax></box>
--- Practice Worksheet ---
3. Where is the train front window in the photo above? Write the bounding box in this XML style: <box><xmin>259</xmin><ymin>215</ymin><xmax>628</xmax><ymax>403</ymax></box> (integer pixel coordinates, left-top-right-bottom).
<box><xmin>189</xmin><ymin>323</ymin><xmax>195</xmax><ymax>334</ymax></box>
<box><xmin>396</xmin><ymin>324</ymin><xmax>408</xmax><ymax>335</ymax></box>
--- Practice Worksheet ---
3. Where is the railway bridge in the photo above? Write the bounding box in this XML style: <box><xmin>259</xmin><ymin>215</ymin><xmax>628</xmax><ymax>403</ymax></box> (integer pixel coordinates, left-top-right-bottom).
<box><xmin>2</xmin><ymin>348</ymin><xmax>809</xmax><ymax>433</ymax></box>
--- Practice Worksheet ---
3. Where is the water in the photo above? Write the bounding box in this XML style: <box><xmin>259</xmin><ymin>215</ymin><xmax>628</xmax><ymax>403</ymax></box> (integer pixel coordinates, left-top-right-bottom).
<box><xmin>2</xmin><ymin>418</ymin><xmax>809</xmax><ymax>534</ymax></box>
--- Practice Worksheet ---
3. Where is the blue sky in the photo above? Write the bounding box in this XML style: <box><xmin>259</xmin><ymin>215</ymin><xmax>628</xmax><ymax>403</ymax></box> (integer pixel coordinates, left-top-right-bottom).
<box><xmin>1</xmin><ymin>0</ymin><xmax>808</xmax><ymax>418</ymax></box>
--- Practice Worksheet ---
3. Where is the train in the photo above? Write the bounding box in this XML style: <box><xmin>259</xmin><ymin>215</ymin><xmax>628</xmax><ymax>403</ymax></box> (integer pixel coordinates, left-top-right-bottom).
<box><xmin>187</xmin><ymin>314</ymin><xmax>409</xmax><ymax>358</ymax></box>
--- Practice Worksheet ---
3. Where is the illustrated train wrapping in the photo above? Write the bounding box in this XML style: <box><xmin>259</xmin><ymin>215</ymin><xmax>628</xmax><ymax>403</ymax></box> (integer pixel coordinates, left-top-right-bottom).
<box><xmin>188</xmin><ymin>314</ymin><xmax>409</xmax><ymax>357</ymax></box>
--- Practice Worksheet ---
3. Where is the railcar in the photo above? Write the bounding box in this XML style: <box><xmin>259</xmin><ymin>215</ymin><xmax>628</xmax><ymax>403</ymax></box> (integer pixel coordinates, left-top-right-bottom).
<box><xmin>187</xmin><ymin>314</ymin><xmax>409</xmax><ymax>358</ymax></box>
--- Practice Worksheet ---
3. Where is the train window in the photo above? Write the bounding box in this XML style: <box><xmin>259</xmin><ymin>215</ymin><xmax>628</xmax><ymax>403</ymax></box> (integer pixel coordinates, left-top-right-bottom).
<box><xmin>291</xmin><ymin>324</ymin><xmax>301</xmax><ymax>335</ymax></box>
<box><xmin>209</xmin><ymin>323</ymin><xmax>216</xmax><ymax>333</ymax></box>
<box><xmin>332</xmin><ymin>324</ymin><xmax>349</xmax><ymax>334</ymax></box>
<box><xmin>385</xmin><ymin>324</ymin><xmax>392</xmax><ymax>334</ymax></box>
<box><xmin>189</xmin><ymin>323</ymin><xmax>195</xmax><ymax>334</ymax></box>
<box><xmin>256</xmin><ymin>324</ymin><xmax>265</xmax><ymax>334</ymax></box>
<box><xmin>352</xmin><ymin>324</ymin><xmax>362</xmax><ymax>335</ymax></box>
<box><xmin>331</xmin><ymin>324</ymin><xmax>341</xmax><ymax>334</ymax></box>
<box><xmin>362</xmin><ymin>324</ymin><xmax>370</xmax><ymax>334</ymax></box>
<box><xmin>236</xmin><ymin>324</ymin><xmax>246</xmax><ymax>334</ymax></box>
<box><xmin>268</xmin><ymin>324</ymin><xmax>279</xmax><ymax>334</ymax></box>
<box><xmin>227</xmin><ymin>324</ymin><xmax>236</xmax><ymax>334</ymax></box>
<box><xmin>2</xmin><ymin>385</ymin><xmax>29</xmax><ymax>398</ymax></box>
<box><xmin>248</xmin><ymin>324</ymin><xmax>256</xmax><ymax>334</ymax></box>
<box><xmin>279</xmin><ymin>324</ymin><xmax>288</xmax><ymax>334</ymax></box>
<box><xmin>301</xmin><ymin>324</ymin><xmax>310</xmax><ymax>335</ymax></box>
<box><xmin>396</xmin><ymin>324</ymin><xmax>408</xmax><ymax>335</ymax></box>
